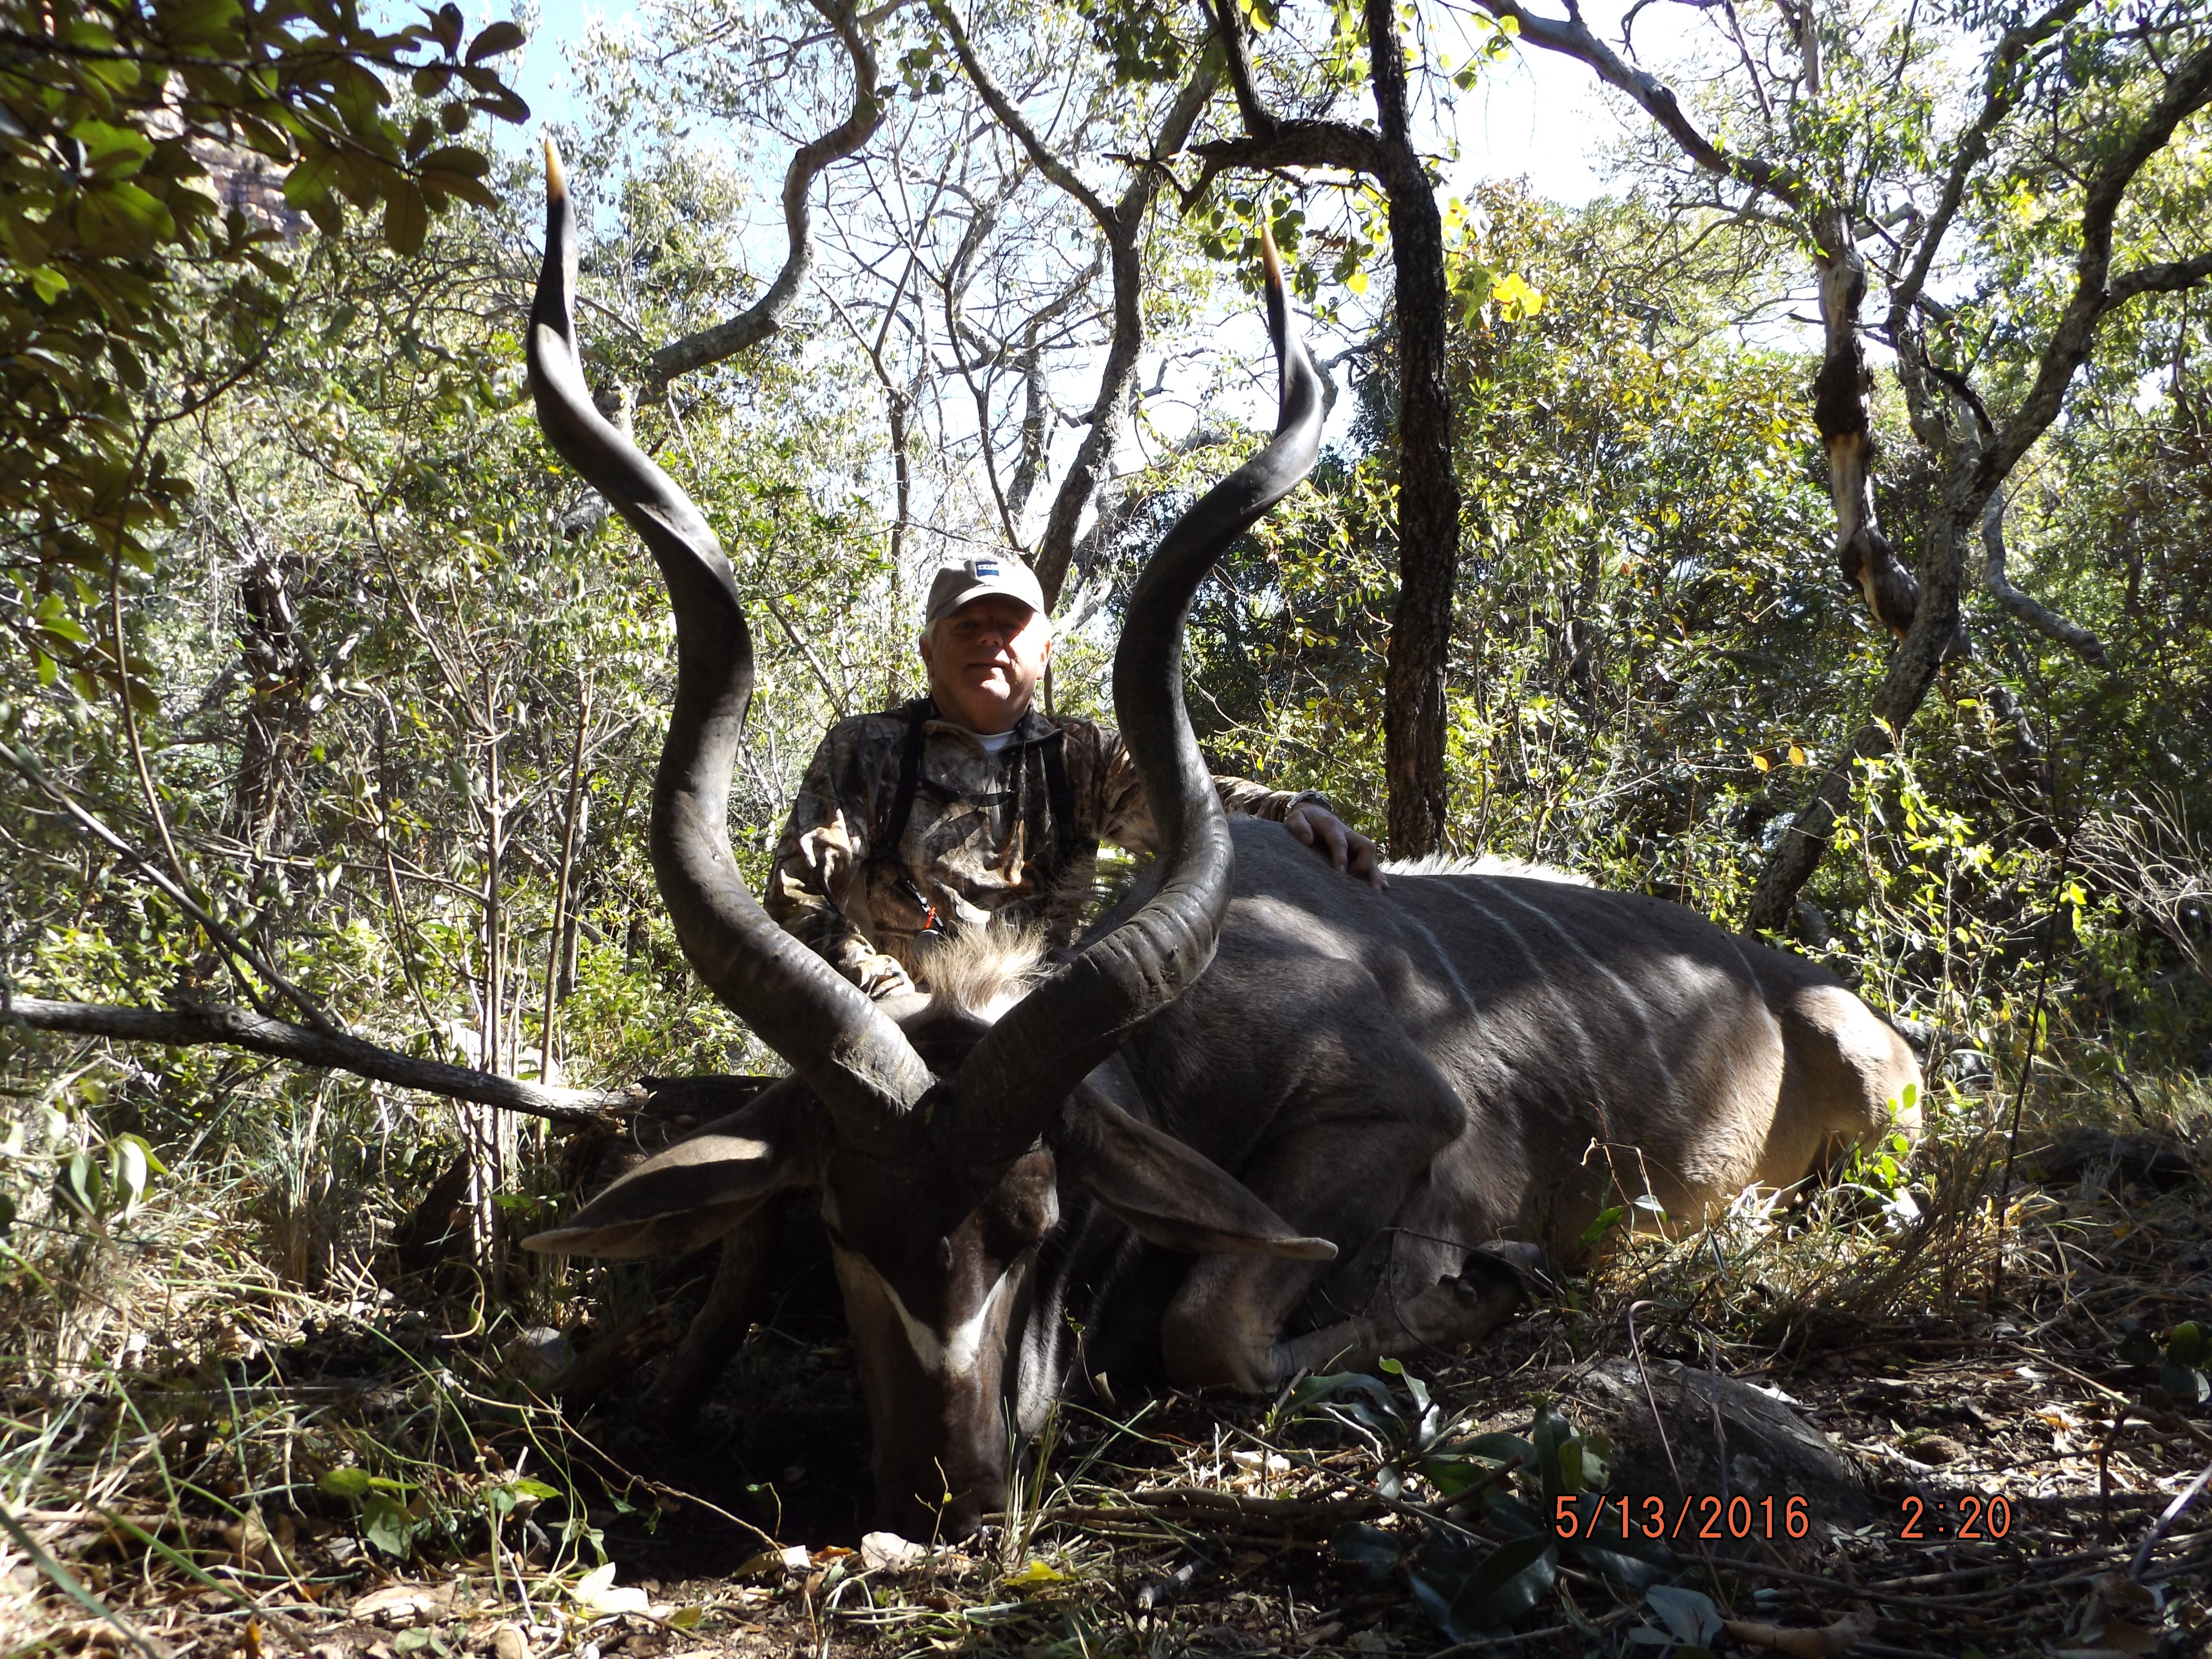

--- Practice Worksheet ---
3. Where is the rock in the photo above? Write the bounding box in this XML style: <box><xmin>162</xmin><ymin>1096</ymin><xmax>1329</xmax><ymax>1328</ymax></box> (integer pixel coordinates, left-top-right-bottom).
<box><xmin>1561</xmin><ymin>1358</ymin><xmax>1873</xmax><ymax>1546</ymax></box>
<box><xmin>502</xmin><ymin>1327</ymin><xmax>575</xmax><ymax>1383</ymax></box>
<box><xmin>1912</xmin><ymin>1433</ymin><xmax>1969</xmax><ymax>1466</ymax></box>
<box><xmin>2025</xmin><ymin>1128</ymin><xmax>2196</xmax><ymax>1190</ymax></box>
<box><xmin>489</xmin><ymin>1624</ymin><xmax>530</xmax><ymax>1659</ymax></box>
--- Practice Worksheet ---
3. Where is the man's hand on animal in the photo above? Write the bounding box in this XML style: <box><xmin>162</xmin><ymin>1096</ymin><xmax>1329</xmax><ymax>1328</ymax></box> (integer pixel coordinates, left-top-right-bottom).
<box><xmin>1285</xmin><ymin>800</ymin><xmax>1388</xmax><ymax>890</ymax></box>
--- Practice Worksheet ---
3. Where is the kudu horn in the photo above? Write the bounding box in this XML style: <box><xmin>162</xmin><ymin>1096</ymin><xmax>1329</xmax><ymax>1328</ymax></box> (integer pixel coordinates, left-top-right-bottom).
<box><xmin>526</xmin><ymin>138</ymin><xmax>932</xmax><ymax>1131</ymax></box>
<box><xmin>943</xmin><ymin>224</ymin><xmax>1327</xmax><ymax>1158</ymax></box>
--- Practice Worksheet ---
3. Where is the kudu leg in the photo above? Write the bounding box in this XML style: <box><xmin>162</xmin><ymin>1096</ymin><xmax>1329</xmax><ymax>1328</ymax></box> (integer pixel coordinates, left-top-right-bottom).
<box><xmin>642</xmin><ymin>1197</ymin><xmax>781</xmax><ymax>1422</ymax></box>
<box><xmin>1269</xmin><ymin>1244</ymin><xmax>1538</xmax><ymax>1382</ymax></box>
<box><xmin>1161</xmin><ymin>996</ymin><xmax>1476</xmax><ymax>1393</ymax></box>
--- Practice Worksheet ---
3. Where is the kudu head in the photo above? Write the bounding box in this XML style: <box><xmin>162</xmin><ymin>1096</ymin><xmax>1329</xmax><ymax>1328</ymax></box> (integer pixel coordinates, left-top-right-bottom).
<box><xmin>521</xmin><ymin>140</ymin><xmax>1333</xmax><ymax>1537</ymax></box>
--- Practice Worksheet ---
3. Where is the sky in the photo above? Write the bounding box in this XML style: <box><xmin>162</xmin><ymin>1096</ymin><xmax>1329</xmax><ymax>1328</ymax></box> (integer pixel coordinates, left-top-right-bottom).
<box><xmin>500</xmin><ymin>0</ymin><xmax>1627</xmax><ymax>205</ymax></box>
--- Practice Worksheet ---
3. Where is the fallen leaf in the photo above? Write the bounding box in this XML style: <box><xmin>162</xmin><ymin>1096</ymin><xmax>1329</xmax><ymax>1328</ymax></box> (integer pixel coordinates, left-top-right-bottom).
<box><xmin>735</xmin><ymin>1545</ymin><xmax>808</xmax><ymax>1580</ymax></box>
<box><xmin>489</xmin><ymin>1622</ymin><xmax>529</xmax><ymax>1659</ymax></box>
<box><xmin>860</xmin><ymin>1532</ymin><xmax>928</xmax><ymax>1571</ymax></box>
<box><xmin>1003</xmin><ymin>1560</ymin><xmax>1065</xmax><ymax>1588</ymax></box>
<box><xmin>1720</xmin><ymin>1607</ymin><xmax>1876</xmax><ymax>1658</ymax></box>
<box><xmin>349</xmin><ymin>1586</ymin><xmax>437</xmax><ymax>1628</ymax></box>
<box><xmin>569</xmin><ymin>1563</ymin><xmax>650</xmax><ymax>1617</ymax></box>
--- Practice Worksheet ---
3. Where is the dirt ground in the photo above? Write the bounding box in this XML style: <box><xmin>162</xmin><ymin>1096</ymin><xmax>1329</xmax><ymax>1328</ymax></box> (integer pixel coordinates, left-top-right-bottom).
<box><xmin>8</xmin><ymin>1120</ymin><xmax>2212</xmax><ymax>1659</ymax></box>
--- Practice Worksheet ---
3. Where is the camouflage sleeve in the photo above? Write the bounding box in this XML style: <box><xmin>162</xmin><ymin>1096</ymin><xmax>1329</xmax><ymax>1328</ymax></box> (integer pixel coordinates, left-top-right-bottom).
<box><xmin>764</xmin><ymin>723</ymin><xmax>917</xmax><ymax>998</ymax></box>
<box><xmin>1083</xmin><ymin>723</ymin><xmax>1328</xmax><ymax>855</ymax></box>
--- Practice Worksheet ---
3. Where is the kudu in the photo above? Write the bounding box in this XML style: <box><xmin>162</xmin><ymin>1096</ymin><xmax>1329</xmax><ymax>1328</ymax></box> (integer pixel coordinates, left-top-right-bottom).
<box><xmin>523</xmin><ymin>141</ymin><xmax>1923</xmax><ymax>1540</ymax></box>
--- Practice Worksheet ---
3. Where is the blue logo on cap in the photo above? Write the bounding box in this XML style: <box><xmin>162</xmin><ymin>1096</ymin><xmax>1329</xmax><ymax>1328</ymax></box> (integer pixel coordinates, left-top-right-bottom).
<box><xmin>975</xmin><ymin>560</ymin><xmax>1000</xmax><ymax>577</ymax></box>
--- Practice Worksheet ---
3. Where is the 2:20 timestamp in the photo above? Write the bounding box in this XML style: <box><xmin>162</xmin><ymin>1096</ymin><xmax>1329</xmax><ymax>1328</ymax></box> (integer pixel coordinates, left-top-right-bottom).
<box><xmin>1897</xmin><ymin>1493</ymin><xmax>2013</xmax><ymax>1539</ymax></box>
<box><xmin>1553</xmin><ymin>1493</ymin><xmax>1812</xmax><ymax>1542</ymax></box>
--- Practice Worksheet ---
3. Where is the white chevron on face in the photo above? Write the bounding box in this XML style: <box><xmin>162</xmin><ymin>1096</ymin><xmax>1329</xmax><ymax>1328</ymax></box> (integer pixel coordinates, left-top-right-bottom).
<box><xmin>842</xmin><ymin>1250</ymin><xmax>1019</xmax><ymax>1381</ymax></box>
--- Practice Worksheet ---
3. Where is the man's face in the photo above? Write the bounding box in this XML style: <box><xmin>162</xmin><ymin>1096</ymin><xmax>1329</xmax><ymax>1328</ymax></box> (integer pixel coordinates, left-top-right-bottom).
<box><xmin>920</xmin><ymin>594</ymin><xmax>1053</xmax><ymax>733</ymax></box>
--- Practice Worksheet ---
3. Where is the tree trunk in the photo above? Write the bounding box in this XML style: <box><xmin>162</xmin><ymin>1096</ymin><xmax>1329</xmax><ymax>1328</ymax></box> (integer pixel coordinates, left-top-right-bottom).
<box><xmin>229</xmin><ymin>545</ymin><xmax>312</xmax><ymax>854</ymax></box>
<box><xmin>1811</xmin><ymin>235</ymin><xmax>1921</xmax><ymax>641</ymax></box>
<box><xmin>1367</xmin><ymin>0</ymin><xmax>1459</xmax><ymax>858</ymax></box>
<box><xmin>1745</xmin><ymin>493</ymin><xmax>1969</xmax><ymax>933</ymax></box>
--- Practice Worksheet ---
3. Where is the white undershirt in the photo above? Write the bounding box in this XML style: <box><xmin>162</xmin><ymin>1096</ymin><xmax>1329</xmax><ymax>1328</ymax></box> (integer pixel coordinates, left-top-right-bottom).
<box><xmin>968</xmin><ymin>726</ymin><xmax>1018</xmax><ymax>756</ymax></box>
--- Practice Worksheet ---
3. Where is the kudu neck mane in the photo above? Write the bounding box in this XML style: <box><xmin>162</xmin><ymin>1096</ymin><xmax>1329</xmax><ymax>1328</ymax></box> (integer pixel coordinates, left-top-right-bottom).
<box><xmin>904</xmin><ymin>927</ymin><xmax>1052</xmax><ymax>1025</ymax></box>
<box><xmin>1379</xmin><ymin>851</ymin><xmax>1592</xmax><ymax>886</ymax></box>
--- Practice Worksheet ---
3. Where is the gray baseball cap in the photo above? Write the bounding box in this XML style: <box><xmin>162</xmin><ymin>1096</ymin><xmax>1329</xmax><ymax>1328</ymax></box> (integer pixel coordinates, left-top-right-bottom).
<box><xmin>925</xmin><ymin>553</ymin><xmax>1046</xmax><ymax>627</ymax></box>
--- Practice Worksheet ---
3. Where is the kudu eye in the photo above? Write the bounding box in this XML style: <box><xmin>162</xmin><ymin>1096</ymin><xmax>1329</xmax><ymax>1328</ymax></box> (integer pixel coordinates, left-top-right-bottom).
<box><xmin>935</xmin><ymin>1235</ymin><xmax>955</xmax><ymax>1271</ymax></box>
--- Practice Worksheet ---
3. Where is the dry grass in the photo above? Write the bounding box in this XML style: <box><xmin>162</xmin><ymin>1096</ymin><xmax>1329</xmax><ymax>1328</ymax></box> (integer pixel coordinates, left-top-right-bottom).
<box><xmin>4</xmin><ymin>1065</ymin><xmax>2212</xmax><ymax>1659</ymax></box>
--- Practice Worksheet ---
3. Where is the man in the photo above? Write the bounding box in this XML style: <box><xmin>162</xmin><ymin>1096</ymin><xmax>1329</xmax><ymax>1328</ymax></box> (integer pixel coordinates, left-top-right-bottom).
<box><xmin>767</xmin><ymin>553</ymin><xmax>1386</xmax><ymax>998</ymax></box>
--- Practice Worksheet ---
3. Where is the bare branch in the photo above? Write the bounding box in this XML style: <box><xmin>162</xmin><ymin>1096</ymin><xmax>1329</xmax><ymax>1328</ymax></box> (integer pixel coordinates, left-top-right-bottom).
<box><xmin>2107</xmin><ymin>247</ymin><xmax>2212</xmax><ymax>306</ymax></box>
<box><xmin>1468</xmin><ymin>0</ymin><xmax>1810</xmax><ymax>216</ymax></box>
<box><xmin>926</xmin><ymin>0</ymin><xmax>1114</xmax><ymax>230</ymax></box>
<box><xmin>1203</xmin><ymin>0</ymin><xmax>1276</xmax><ymax>138</ymax></box>
<box><xmin>648</xmin><ymin>0</ymin><xmax>888</xmax><ymax>385</ymax></box>
<box><xmin>1190</xmin><ymin>121</ymin><xmax>1386</xmax><ymax>177</ymax></box>
<box><xmin>0</xmin><ymin>740</ymin><xmax>339</xmax><ymax>1036</ymax></box>
<box><xmin>1984</xmin><ymin>42</ymin><xmax>2212</xmax><ymax>486</ymax></box>
<box><xmin>1026</xmin><ymin>54</ymin><xmax>1222</xmax><ymax>602</ymax></box>
<box><xmin>1885</xmin><ymin>0</ymin><xmax>2093</xmax><ymax>329</ymax></box>
<box><xmin>1982</xmin><ymin>490</ymin><xmax>2109</xmax><ymax>667</ymax></box>
<box><xmin>0</xmin><ymin>996</ymin><xmax>639</xmax><ymax>1126</ymax></box>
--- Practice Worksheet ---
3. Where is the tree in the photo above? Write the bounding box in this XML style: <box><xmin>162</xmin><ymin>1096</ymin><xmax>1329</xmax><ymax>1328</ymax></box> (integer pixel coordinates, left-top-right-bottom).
<box><xmin>3</xmin><ymin>135</ymin><xmax>902</xmax><ymax>1145</ymax></box>
<box><xmin>2</xmin><ymin>0</ymin><xmax>530</xmax><ymax>693</ymax></box>
<box><xmin>1186</xmin><ymin>0</ymin><xmax>1465</xmax><ymax>855</ymax></box>
<box><xmin>1468</xmin><ymin>0</ymin><xmax>2212</xmax><ymax>926</ymax></box>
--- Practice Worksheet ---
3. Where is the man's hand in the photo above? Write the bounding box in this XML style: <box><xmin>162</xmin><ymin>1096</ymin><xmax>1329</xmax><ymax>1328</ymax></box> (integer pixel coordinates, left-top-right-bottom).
<box><xmin>1284</xmin><ymin>804</ymin><xmax>1389</xmax><ymax>891</ymax></box>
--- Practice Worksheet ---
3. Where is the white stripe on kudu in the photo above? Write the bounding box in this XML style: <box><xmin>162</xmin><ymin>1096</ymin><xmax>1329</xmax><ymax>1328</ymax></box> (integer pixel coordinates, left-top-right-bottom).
<box><xmin>1432</xmin><ymin>878</ymin><xmax>1610</xmax><ymax>1113</ymax></box>
<box><xmin>856</xmin><ymin>1257</ymin><xmax>1019</xmax><ymax>1381</ymax></box>
<box><xmin>1477</xmin><ymin>878</ymin><xmax>1685</xmax><ymax>1120</ymax></box>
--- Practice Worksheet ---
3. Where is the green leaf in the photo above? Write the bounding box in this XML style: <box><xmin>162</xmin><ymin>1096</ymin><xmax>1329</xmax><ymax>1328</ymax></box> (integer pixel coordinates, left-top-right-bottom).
<box><xmin>1531</xmin><ymin>1403</ymin><xmax>1577</xmax><ymax>1498</ymax></box>
<box><xmin>1576</xmin><ymin>1204</ymin><xmax>1625</xmax><ymax>1251</ymax></box>
<box><xmin>466</xmin><ymin>20</ymin><xmax>525</xmax><ymax>61</ymax></box>
<box><xmin>283</xmin><ymin>152</ymin><xmax>338</xmax><ymax>209</ymax></box>
<box><xmin>383</xmin><ymin>182</ymin><xmax>428</xmax><ymax>255</ymax></box>
<box><xmin>107</xmin><ymin>1136</ymin><xmax>149</xmax><ymax>1211</ymax></box>
<box><xmin>317</xmin><ymin>1467</ymin><xmax>373</xmax><ymax>1500</ymax></box>
<box><xmin>361</xmin><ymin>1490</ymin><xmax>413</xmax><ymax>1557</ymax></box>
<box><xmin>58</xmin><ymin>1151</ymin><xmax>101</xmax><ymax>1218</ymax></box>
<box><xmin>1411</xmin><ymin>1535</ymin><xmax>1557</xmax><ymax>1643</ymax></box>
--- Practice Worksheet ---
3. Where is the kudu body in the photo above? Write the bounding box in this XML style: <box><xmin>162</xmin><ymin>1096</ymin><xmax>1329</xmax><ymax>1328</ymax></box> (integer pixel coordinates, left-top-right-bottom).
<box><xmin>521</xmin><ymin>143</ymin><xmax>1921</xmax><ymax>1539</ymax></box>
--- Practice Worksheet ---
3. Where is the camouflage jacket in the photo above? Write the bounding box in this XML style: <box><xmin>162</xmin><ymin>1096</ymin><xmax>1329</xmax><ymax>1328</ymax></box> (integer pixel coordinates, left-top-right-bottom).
<box><xmin>765</xmin><ymin>699</ymin><xmax>1322</xmax><ymax>997</ymax></box>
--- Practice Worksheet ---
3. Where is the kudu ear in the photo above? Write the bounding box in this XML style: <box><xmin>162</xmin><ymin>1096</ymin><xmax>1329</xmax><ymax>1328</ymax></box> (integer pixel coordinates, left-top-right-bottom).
<box><xmin>524</xmin><ymin>1084</ymin><xmax>816</xmax><ymax>1261</ymax></box>
<box><xmin>1059</xmin><ymin>1094</ymin><xmax>1337</xmax><ymax>1262</ymax></box>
